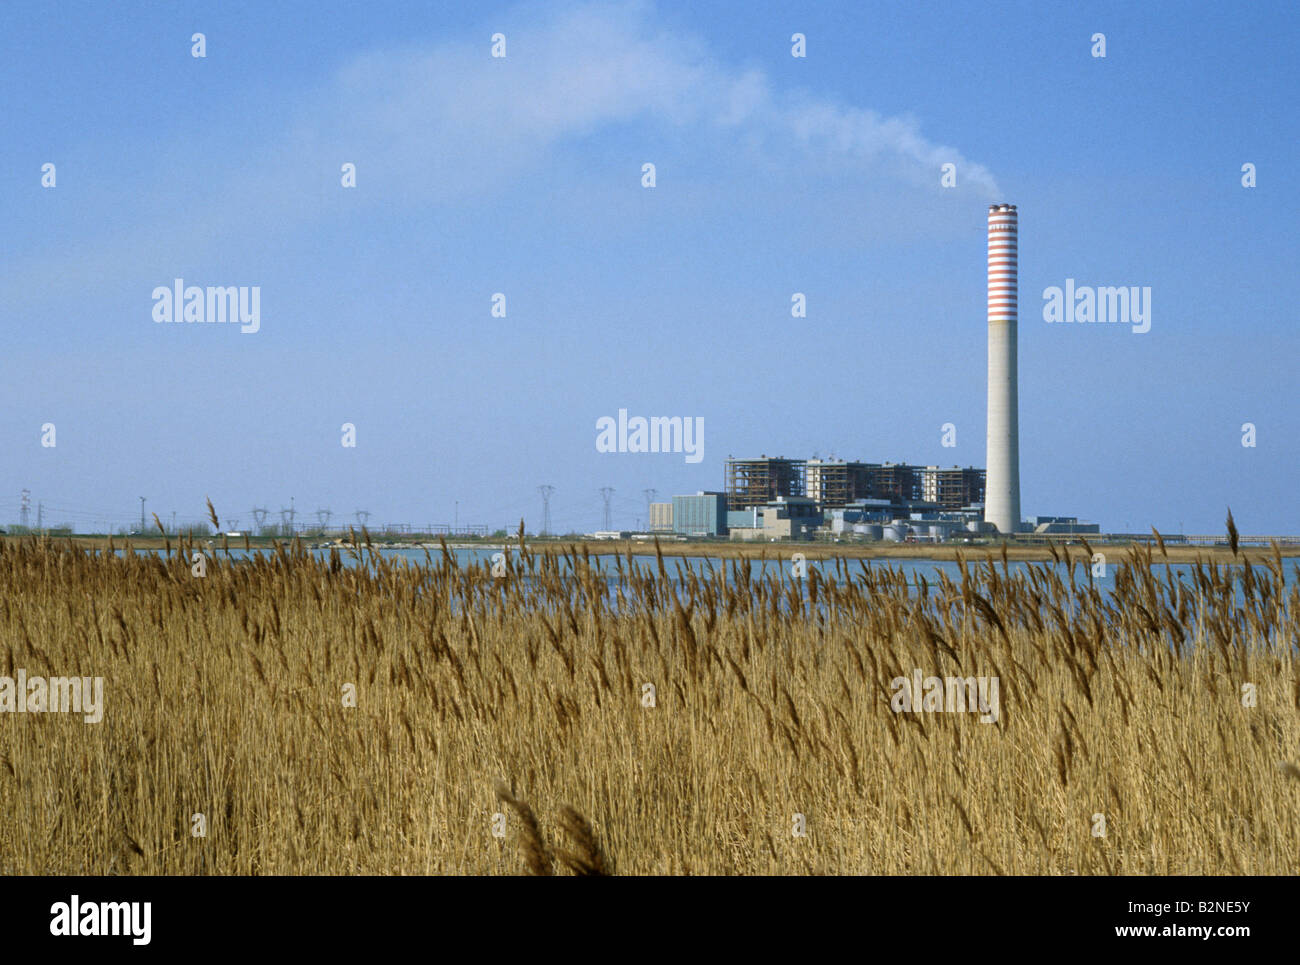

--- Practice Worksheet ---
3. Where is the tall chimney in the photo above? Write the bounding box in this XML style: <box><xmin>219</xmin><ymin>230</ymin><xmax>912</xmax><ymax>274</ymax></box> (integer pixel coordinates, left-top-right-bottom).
<box><xmin>985</xmin><ymin>203</ymin><xmax>1020</xmax><ymax>534</ymax></box>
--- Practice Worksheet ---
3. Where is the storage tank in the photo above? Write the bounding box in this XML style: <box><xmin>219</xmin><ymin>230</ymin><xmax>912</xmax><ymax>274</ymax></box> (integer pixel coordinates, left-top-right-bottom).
<box><xmin>855</xmin><ymin>523</ymin><xmax>884</xmax><ymax>540</ymax></box>
<box><xmin>882</xmin><ymin>524</ymin><xmax>907</xmax><ymax>542</ymax></box>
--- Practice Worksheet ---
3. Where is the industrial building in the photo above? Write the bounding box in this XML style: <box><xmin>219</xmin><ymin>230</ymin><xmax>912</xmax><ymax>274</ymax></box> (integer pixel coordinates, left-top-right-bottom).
<box><xmin>726</xmin><ymin>458</ymin><xmax>984</xmax><ymax>515</ymax></box>
<box><xmin>805</xmin><ymin>459</ymin><xmax>878</xmax><ymax>508</ymax></box>
<box><xmin>724</xmin><ymin>457</ymin><xmax>806</xmax><ymax>510</ymax></box>
<box><xmin>649</xmin><ymin>502</ymin><xmax>673</xmax><ymax>532</ymax></box>
<box><xmin>826</xmin><ymin>499</ymin><xmax>894</xmax><ymax>535</ymax></box>
<box><xmin>826</xmin><ymin>497</ymin><xmax>989</xmax><ymax>541</ymax></box>
<box><xmin>865</xmin><ymin>463</ymin><xmax>924</xmax><ymax>504</ymax></box>
<box><xmin>671</xmin><ymin>492</ymin><xmax>728</xmax><ymax>537</ymax></box>
<box><xmin>661</xmin><ymin>473</ymin><xmax>1061</xmax><ymax>543</ymax></box>
<box><xmin>921</xmin><ymin>466</ymin><xmax>986</xmax><ymax>511</ymax></box>
<box><xmin>1029</xmin><ymin>516</ymin><xmax>1100</xmax><ymax>535</ymax></box>
<box><xmin>728</xmin><ymin>496</ymin><xmax>823</xmax><ymax>541</ymax></box>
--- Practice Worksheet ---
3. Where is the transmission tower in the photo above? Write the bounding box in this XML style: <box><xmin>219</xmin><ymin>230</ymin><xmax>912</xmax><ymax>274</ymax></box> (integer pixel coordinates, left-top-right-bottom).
<box><xmin>537</xmin><ymin>485</ymin><xmax>555</xmax><ymax>536</ymax></box>
<box><xmin>598</xmin><ymin>487</ymin><xmax>615</xmax><ymax>531</ymax></box>
<box><xmin>316</xmin><ymin>509</ymin><xmax>332</xmax><ymax>534</ymax></box>
<box><xmin>228</xmin><ymin>517</ymin><xmax>240</xmax><ymax>533</ymax></box>
<box><xmin>251</xmin><ymin>508</ymin><xmax>269</xmax><ymax>535</ymax></box>
<box><xmin>20</xmin><ymin>490</ymin><xmax>30</xmax><ymax>529</ymax></box>
<box><xmin>354</xmin><ymin>510</ymin><xmax>371</xmax><ymax>529</ymax></box>
<box><xmin>275</xmin><ymin>499</ymin><xmax>299</xmax><ymax>536</ymax></box>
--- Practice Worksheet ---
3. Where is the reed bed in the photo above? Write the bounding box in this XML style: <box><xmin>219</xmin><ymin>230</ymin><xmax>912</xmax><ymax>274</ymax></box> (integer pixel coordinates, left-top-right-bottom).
<box><xmin>0</xmin><ymin>529</ymin><xmax>1296</xmax><ymax>875</ymax></box>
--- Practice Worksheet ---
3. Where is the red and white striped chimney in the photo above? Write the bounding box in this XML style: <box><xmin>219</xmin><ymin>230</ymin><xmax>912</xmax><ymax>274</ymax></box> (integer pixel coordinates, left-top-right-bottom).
<box><xmin>985</xmin><ymin>203</ymin><xmax>1020</xmax><ymax>534</ymax></box>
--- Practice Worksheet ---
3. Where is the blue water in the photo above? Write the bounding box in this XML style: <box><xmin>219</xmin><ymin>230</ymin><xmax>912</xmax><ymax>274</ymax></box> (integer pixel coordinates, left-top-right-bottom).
<box><xmin>121</xmin><ymin>544</ymin><xmax>1300</xmax><ymax>593</ymax></box>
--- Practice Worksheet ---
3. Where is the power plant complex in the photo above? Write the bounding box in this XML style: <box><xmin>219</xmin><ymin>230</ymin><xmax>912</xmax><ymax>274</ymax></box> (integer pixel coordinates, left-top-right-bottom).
<box><xmin>630</xmin><ymin>204</ymin><xmax>1096</xmax><ymax>543</ymax></box>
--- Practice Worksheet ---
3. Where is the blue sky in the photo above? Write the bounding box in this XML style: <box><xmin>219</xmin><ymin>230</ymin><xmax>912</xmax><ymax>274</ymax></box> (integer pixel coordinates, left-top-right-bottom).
<box><xmin>2</xmin><ymin>0</ymin><xmax>1296</xmax><ymax>535</ymax></box>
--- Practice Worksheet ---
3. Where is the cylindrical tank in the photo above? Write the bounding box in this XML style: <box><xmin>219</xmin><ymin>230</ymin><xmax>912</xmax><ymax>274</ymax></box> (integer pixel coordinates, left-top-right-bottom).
<box><xmin>855</xmin><ymin>523</ymin><xmax>884</xmax><ymax>539</ymax></box>
<box><xmin>882</xmin><ymin>525</ymin><xmax>907</xmax><ymax>542</ymax></box>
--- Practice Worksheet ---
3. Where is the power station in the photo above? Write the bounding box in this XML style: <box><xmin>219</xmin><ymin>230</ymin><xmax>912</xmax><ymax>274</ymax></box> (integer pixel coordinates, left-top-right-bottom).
<box><xmin>984</xmin><ymin>203</ymin><xmax>1021</xmax><ymax>534</ymax></box>
<box><xmin>637</xmin><ymin>204</ymin><xmax>1099</xmax><ymax>541</ymax></box>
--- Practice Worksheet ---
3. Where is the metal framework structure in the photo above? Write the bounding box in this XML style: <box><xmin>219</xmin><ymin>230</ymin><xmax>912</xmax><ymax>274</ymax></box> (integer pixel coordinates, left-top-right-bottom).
<box><xmin>728</xmin><ymin>458</ymin><xmax>988</xmax><ymax>513</ymax></box>
<box><xmin>806</xmin><ymin>461</ymin><xmax>880</xmax><ymax>508</ymax></box>
<box><xmin>922</xmin><ymin>467</ymin><xmax>986</xmax><ymax>510</ymax></box>
<box><xmin>864</xmin><ymin>464</ymin><xmax>924</xmax><ymax>504</ymax></box>
<box><xmin>725</xmin><ymin>458</ymin><xmax>806</xmax><ymax>510</ymax></box>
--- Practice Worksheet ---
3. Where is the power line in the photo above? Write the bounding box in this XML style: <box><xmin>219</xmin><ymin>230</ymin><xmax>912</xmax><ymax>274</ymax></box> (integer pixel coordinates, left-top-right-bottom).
<box><xmin>599</xmin><ymin>487</ymin><xmax>615</xmax><ymax>531</ymax></box>
<box><xmin>537</xmin><ymin>485</ymin><xmax>555</xmax><ymax>536</ymax></box>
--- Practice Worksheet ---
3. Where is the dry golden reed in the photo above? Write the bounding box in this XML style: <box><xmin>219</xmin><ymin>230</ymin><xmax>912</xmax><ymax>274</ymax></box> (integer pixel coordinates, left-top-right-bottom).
<box><xmin>0</xmin><ymin>532</ymin><xmax>1296</xmax><ymax>875</ymax></box>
